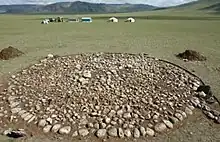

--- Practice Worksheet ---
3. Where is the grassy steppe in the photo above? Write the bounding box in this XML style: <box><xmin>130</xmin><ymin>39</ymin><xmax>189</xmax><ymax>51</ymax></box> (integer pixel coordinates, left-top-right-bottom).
<box><xmin>0</xmin><ymin>8</ymin><xmax>220</xmax><ymax>142</ymax></box>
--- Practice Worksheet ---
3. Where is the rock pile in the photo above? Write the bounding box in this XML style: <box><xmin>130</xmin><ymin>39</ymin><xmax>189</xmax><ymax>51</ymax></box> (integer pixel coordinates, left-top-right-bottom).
<box><xmin>0</xmin><ymin>53</ymin><xmax>219</xmax><ymax>139</ymax></box>
<box><xmin>0</xmin><ymin>46</ymin><xmax>24</xmax><ymax>60</ymax></box>
<box><xmin>176</xmin><ymin>50</ymin><xmax>206</xmax><ymax>61</ymax></box>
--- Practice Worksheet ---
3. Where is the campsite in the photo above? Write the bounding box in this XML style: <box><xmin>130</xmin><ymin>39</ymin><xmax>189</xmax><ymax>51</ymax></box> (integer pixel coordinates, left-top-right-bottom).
<box><xmin>0</xmin><ymin>0</ymin><xmax>220</xmax><ymax>142</ymax></box>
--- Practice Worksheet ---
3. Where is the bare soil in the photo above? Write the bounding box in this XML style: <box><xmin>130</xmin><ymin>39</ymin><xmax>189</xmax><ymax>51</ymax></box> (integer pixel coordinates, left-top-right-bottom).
<box><xmin>176</xmin><ymin>50</ymin><xmax>207</xmax><ymax>61</ymax></box>
<box><xmin>0</xmin><ymin>46</ymin><xmax>24</xmax><ymax>60</ymax></box>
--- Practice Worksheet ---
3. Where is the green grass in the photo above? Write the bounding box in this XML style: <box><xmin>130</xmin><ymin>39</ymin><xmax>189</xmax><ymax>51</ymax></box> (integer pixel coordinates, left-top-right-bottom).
<box><xmin>0</xmin><ymin>13</ymin><xmax>220</xmax><ymax>142</ymax></box>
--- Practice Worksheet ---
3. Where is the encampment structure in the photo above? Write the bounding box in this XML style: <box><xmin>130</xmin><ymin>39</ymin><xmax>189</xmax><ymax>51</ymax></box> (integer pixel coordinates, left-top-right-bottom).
<box><xmin>67</xmin><ymin>18</ymin><xmax>79</xmax><ymax>22</ymax></box>
<box><xmin>125</xmin><ymin>17</ymin><xmax>135</xmax><ymax>22</ymax></box>
<box><xmin>108</xmin><ymin>17</ymin><xmax>118</xmax><ymax>22</ymax></box>
<box><xmin>41</xmin><ymin>19</ymin><xmax>49</xmax><ymax>24</ymax></box>
<box><xmin>81</xmin><ymin>17</ymin><xmax>92</xmax><ymax>22</ymax></box>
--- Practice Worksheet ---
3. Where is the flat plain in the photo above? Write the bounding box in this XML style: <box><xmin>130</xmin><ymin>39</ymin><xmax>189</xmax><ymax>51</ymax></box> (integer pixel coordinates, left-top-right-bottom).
<box><xmin>0</xmin><ymin>11</ymin><xmax>220</xmax><ymax>142</ymax></box>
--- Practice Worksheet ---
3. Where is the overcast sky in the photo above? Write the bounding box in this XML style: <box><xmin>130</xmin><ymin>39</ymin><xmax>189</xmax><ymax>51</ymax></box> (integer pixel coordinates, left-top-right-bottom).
<box><xmin>0</xmin><ymin>0</ymin><xmax>197</xmax><ymax>7</ymax></box>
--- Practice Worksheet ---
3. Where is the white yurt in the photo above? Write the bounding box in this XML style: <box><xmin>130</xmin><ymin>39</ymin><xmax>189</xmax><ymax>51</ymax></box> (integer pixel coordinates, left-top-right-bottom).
<box><xmin>126</xmin><ymin>17</ymin><xmax>135</xmax><ymax>22</ymax></box>
<box><xmin>108</xmin><ymin>17</ymin><xmax>118</xmax><ymax>22</ymax></box>
<box><xmin>41</xmin><ymin>20</ymin><xmax>49</xmax><ymax>24</ymax></box>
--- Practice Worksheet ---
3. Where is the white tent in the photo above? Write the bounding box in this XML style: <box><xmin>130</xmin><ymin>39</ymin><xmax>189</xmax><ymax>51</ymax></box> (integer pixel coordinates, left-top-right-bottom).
<box><xmin>41</xmin><ymin>20</ymin><xmax>49</xmax><ymax>24</ymax></box>
<box><xmin>126</xmin><ymin>17</ymin><xmax>135</xmax><ymax>22</ymax></box>
<box><xmin>108</xmin><ymin>17</ymin><xmax>118</xmax><ymax>22</ymax></box>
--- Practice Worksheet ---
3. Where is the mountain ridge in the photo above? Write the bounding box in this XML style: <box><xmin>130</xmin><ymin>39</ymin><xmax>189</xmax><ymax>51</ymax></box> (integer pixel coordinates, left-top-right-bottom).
<box><xmin>0</xmin><ymin>1</ymin><xmax>157</xmax><ymax>14</ymax></box>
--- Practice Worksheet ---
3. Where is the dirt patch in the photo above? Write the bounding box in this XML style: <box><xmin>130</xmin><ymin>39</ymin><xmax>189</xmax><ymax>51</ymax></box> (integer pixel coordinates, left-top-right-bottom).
<box><xmin>0</xmin><ymin>46</ymin><xmax>24</xmax><ymax>60</ymax></box>
<box><xmin>0</xmin><ymin>75</ymin><xmax>8</xmax><ymax>93</ymax></box>
<box><xmin>176</xmin><ymin>50</ymin><xmax>207</xmax><ymax>61</ymax></box>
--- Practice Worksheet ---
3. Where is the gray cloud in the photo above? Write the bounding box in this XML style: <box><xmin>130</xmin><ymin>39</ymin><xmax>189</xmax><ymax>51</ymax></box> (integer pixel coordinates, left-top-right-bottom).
<box><xmin>0</xmin><ymin>0</ymin><xmax>197</xmax><ymax>7</ymax></box>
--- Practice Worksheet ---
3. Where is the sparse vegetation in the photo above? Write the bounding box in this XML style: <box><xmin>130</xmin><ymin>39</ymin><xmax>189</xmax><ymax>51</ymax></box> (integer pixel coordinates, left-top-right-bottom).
<box><xmin>0</xmin><ymin>1</ymin><xmax>220</xmax><ymax>141</ymax></box>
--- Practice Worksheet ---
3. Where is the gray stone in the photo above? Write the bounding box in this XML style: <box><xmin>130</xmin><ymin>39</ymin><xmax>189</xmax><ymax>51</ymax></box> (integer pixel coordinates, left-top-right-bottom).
<box><xmin>11</xmin><ymin>107</ymin><xmax>21</xmax><ymax>114</ymax></box>
<box><xmin>118</xmin><ymin>128</ymin><xmax>124</xmax><ymax>138</ymax></box>
<box><xmin>78</xmin><ymin>128</ymin><xmax>89</xmax><ymax>137</ymax></box>
<box><xmin>118</xmin><ymin>119</ymin><xmax>123</xmax><ymax>125</ymax></box>
<box><xmin>123</xmin><ymin>113</ymin><xmax>132</xmax><ymax>119</ymax></box>
<box><xmin>10</xmin><ymin>102</ymin><xmax>20</xmax><ymax>108</ymax></box>
<box><xmin>128</xmin><ymin>124</ymin><xmax>134</xmax><ymax>129</ymax></box>
<box><xmin>175</xmin><ymin>113</ymin><xmax>184</xmax><ymax>121</ymax></box>
<box><xmin>124</xmin><ymin>129</ymin><xmax>132</xmax><ymax>137</ymax></box>
<box><xmin>126</xmin><ymin>105</ymin><xmax>132</xmax><ymax>112</ymax></box>
<box><xmin>35</xmin><ymin>105</ymin><xmax>41</xmax><ymax>111</ymax></box>
<box><xmin>80</xmin><ymin>118</ymin><xmax>88</xmax><ymax>125</ymax></box>
<box><xmin>154</xmin><ymin>123</ymin><xmax>167</xmax><ymax>132</ymax></box>
<box><xmin>215</xmin><ymin>117</ymin><xmax>220</xmax><ymax>124</ymax></box>
<box><xmin>38</xmin><ymin>119</ymin><xmax>47</xmax><ymax>127</ymax></box>
<box><xmin>212</xmin><ymin>110</ymin><xmax>220</xmax><ymax>116</ymax></box>
<box><xmin>27</xmin><ymin>115</ymin><xmax>36</xmax><ymax>124</ymax></box>
<box><xmin>105</xmin><ymin>117</ymin><xmax>111</xmax><ymax>124</ymax></box>
<box><xmin>90</xmin><ymin>128</ymin><xmax>96</xmax><ymax>134</ymax></box>
<box><xmin>108</xmin><ymin>110</ymin><xmax>116</xmax><ymax>117</ymax></box>
<box><xmin>203</xmin><ymin>105</ymin><xmax>211</xmax><ymax>111</ymax></box>
<box><xmin>24</xmin><ymin>114</ymin><xmax>33</xmax><ymax>121</ymax></box>
<box><xmin>140</xmin><ymin>126</ymin><xmax>146</xmax><ymax>136</ymax></box>
<box><xmin>207</xmin><ymin>112</ymin><xmax>215</xmax><ymax>119</ymax></box>
<box><xmin>146</xmin><ymin>127</ymin><xmax>155</xmax><ymax>136</ymax></box>
<box><xmin>8</xmin><ymin>96</ymin><xmax>17</xmax><ymax>101</ymax></box>
<box><xmin>94</xmin><ymin>123</ymin><xmax>100</xmax><ymax>129</ymax></box>
<box><xmin>117</xmin><ymin>109</ymin><xmax>124</xmax><ymax>116</ymax></box>
<box><xmin>83</xmin><ymin>70</ymin><xmax>92</xmax><ymax>78</ymax></box>
<box><xmin>21</xmin><ymin>112</ymin><xmax>30</xmax><ymax>119</ymax></box>
<box><xmin>181</xmin><ymin>111</ymin><xmax>187</xmax><ymax>118</ymax></box>
<box><xmin>87</xmin><ymin>123</ymin><xmax>94</xmax><ymax>128</ymax></box>
<box><xmin>100</xmin><ymin>123</ymin><xmax>107</xmax><ymax>129</ymax></box>
<box><xmin>96</xmin><ymin>129</ymin><xmax>107</xmax><ymax>138</ymax></box>
<box><xmin>43</xmin><ymin>125</ymin><xmax>52</xmax><ymax>133</ymax></box>
<box><xmin>75</xmin><ymin>64</ymin><xmax>81</xmax><ymax>70</ymax></box>
<box><xmin>111</xmin><ymin>121</ymin><xmax>117</xmax><ymax>126</ymax></box>
<box><xmin>185</xmin><ymin>107</ymin><xmax>193</xmax><ymax>115</ymax></box>
<box><xmin>193</xmin><ymin>86</ymin><xmax>198</xmax><ymax>91</ymax></box>
<box><xmin>46</xmin><ymin>117</ymin><xmax>53</xmax><ymax>124</ymax></box>
<box><xmin>169</xmin><ymin>116</ymin><xmax>179</xmax><ymax>124</ymax></box>
<box><xmin>162</xmin><ymin>120</ymin><xmax>173</xmax><ymax>129</ymax></box>
<box><xmin>108</xmin><ymin>127</ymin><xmax>118</xmax><ymax>137</ymax></box>
<box><xmin>72</xmin><ymin>131</ymin><xmax>78</xmax><ymax>137</ymax></box>
<box><xmin>78</xmin><ymin>78</ymin><xmax>88</xmax><ymax>85</ymax></box>
<box><xmin>191</xmin><ymin>97</ymin><xmax>200</xmax><ymax>107</ymax></box>
<box><xmin>198</xmin><ymin>91</ymin><xmax>206</xmax><ymax>98</ymax></box>
<box><xmin>188</xmin><ymin>105</ymin><xmax>195</xmax><ymax>111</ymax></box>
<box><xmin>134</xmin><ymin>128</ymin><xmax>140</xmax><ymax>138</ymax></box>
<box><xmin>18</xmin><ymin>110</ymin><xmax>26</xmax><ymax>116</ymax></box>
<box><xmin>59</xmin><ymin>126</ymin><xmax>71</xmax><ymax>134</ymax></box>
<box><xmin>51</xmin><ymin>124</ymin><xmax>62</xmax><ymax>133</ymax></box>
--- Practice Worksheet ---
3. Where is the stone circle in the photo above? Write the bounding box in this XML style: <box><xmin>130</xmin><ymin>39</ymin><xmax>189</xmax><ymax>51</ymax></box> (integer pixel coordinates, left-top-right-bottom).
<box><xmin>0</xmin><ymin>52</ymin><xmax>219</xmax><ymax>140</ymax></box>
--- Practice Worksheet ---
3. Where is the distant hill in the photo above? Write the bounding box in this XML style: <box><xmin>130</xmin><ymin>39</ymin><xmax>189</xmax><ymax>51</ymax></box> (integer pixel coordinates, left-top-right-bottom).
<box><xmin>169</xmin><ymin>0</ymin><xmax>220</xmax><ymax>13</ymax></box>
<box><xmin>0</xmin><ymin>1</ymin><xmax>157</xmax><ymax>14</ymax></box>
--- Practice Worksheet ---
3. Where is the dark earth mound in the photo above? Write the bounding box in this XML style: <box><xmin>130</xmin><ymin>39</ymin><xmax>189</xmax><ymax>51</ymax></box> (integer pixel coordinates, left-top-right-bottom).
<box><xmin>176</xmin><ymin>50</ymin><xmax>207</xmax><ymax>61</ymax></box>
<box><xmin>0</xmin><ymin>46</ymin><xmax>24</xmax><ymax>60</ymax></box>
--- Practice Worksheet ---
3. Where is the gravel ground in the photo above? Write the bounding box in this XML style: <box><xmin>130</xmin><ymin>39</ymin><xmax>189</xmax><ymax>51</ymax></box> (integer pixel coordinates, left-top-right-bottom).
<box><xmin>0</xmin><ymin>53</ymin><xmax>219</xmax><ymax>142</ymax></box>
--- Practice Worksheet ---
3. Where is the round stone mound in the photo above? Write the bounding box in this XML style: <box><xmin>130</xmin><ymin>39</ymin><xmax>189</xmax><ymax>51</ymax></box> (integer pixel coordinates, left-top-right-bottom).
<box><xmin>0</xmin><ymin>53</ymin><xmax>203</xmax><ymax>139</ymax></box>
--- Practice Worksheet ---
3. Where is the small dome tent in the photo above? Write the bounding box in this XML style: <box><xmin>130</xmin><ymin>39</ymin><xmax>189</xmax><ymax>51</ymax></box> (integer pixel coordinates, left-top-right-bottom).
<box><xmin>126</xmin><ymin>17</ymin><xmax>135</xmax><ymax>22</ymax></box>
<box><xmin>108</xmin><ymin>17</ymin><xmax>118</xmax><ymax>22</ymax></box>
<box><xmin>41</xmin><ymin>19</ymin><xmax>49</xmax><ymax>24</ymax></box>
